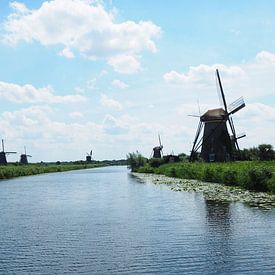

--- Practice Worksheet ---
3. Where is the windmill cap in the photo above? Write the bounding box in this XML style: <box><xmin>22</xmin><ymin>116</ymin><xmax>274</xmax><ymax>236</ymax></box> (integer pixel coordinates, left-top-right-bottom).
<box><xmin>200</xmin><ymin>108</ymin><xmax>226</xmax><ymax>122</ymax></box>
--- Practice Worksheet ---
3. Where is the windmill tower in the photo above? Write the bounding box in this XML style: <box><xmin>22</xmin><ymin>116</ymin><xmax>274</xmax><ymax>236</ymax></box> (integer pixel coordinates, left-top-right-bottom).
<box><xmin>152</xmin><ymin>134</ymin><xmax>163</xmax><ymax>158</ymax></box>
<box><xmin>20</xmin><ymin>146</ymin><xmax>32</xmax><ymax>165</ymax></box>
<box><xmin>86</xmin><ymin>150</ymin><xmax>93</xmax><ymax>162</ymax></box>
<box><xmin>0</xmin><ymin>139</ymin><xmax>17</xmax><ymax>165</ymax></box>
<box><xmin>189</xmin><ymin>69</ymin><xmax>246</xmax><ymax>162</ymax></box>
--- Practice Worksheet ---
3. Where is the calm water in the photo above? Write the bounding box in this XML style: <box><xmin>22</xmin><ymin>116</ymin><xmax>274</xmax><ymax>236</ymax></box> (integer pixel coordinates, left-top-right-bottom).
<box><xmin>0</xmin><ymin>166</ymin><xmax>274</xmax><ymax>274</ymax></box>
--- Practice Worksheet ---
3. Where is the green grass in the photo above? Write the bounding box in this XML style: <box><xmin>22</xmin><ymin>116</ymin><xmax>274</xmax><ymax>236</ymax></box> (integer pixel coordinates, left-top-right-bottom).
<box><xmin>0</xmin><ymin>163</ymin><xmax>107</xmax><ymax>180</ymax></box>
<box><xmin>137</xmin><ymin>161</ymin><xmax>275</xmax><ymax>194</ymax></box>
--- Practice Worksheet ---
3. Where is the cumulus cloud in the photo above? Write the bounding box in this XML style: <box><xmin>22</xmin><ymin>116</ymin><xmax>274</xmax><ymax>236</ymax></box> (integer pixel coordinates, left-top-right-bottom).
<box><xmin>3</xmin><ymin>0</ymin><xmax>161</xmax><ymax>73</ymax></box>
<box><xmin>111</xmin><ymin>79</ymin><xmax>128</xmax><ymax>89</ymax></box>
<box><xmin>0</xmin><ymin>81</ymin><xmax>86</xmax><ymax>104</ymax></box>
<box><xmin>163</xmin><ymin>64</ymin><xmax>244</xmax><ymax>86</ymax></box>
<box><xmin>256</xmin><ymin>51</ymin><xmax>275</xmax><ymax>65</ymax></box>
<box><xmin>100</xmin><ymin>94</ymin><xmax>122</xmax><ymax>110</ymax></box>
<box><xmin>58</xmin><ymin>47</ymin><xmax>75</xmax><ymax>58</ymax></box>
<box><xmin>163</xmin><ymin>51</ymin><xmax>275</xmax><ymax>101</ymax></box>
<box><xmin>108</xmin><ymin>55</ymin><xmax>141</xmax><ymax>74</ymax></box>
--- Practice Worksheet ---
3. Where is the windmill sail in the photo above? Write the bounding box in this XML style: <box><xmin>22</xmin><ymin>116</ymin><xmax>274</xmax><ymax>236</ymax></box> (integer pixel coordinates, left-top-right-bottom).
<box><xmin>228</xmin><ymin>97</ymin><xmax>245</xmax><ymax>115</ymax></box>
<box><xmin>216</xmin><ymin>69</ymin><xmax>228</xmax><ymax>112</ymax></box>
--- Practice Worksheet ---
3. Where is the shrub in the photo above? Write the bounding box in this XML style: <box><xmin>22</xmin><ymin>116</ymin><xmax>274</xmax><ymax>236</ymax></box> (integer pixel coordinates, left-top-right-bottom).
<box><xmin>241</xmin><ymin>167</ymin><xmax>272</xmax><ymax>192</ymax></box>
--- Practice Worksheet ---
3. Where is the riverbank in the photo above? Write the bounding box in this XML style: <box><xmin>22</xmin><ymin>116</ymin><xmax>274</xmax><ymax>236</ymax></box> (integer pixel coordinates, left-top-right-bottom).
<box><xmin>132</xmin><ymin>172</ymin><xmax>275</xmax><ymax>210</ymax></box>
<box><xmin>0</xmin><ymin>163</ymin><xmax>108</xmax><ymax>179</ymax></box>
<box><xmin>136</xmin><ymin>161</ymin><xmax>275</xmax><ymax>194</ymax></box>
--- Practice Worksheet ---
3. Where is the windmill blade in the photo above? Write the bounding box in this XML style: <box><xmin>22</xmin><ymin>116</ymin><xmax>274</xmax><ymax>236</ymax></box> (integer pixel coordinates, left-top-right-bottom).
<box><xmin>6</xmin><ymin>151</ymin><xmax>17</xmax><ymax>155</ymax></box>
<box><xmin>228</xmin><ymin>117</ymin><xmax>240</xmax><ymax>151</ymax></box>
<box><xmin>27</xmin><ymin>155</ymin><xmax>32</xmax><ymax>157</ymax></box>
<box><xmin>197</xmin><ymin>99</ymin><xmax>201</xmax><ymax>116</ymax></box>
<box><xmin>189</xmin><ymin>121</ymin><xmax>203</xmax><ymax>161</ymax></box>
<box><xmin>188</xmin><ymin>114</ymin><xmax>200</xmax><ymax>118</ymax></box>
<box><xmin>216</xmin><ymin>69</ymin><xmax>228</xmax><ymax>112</ymax></box>
<box><xmin>228</xmin><ymin>97</ymin><xmax>245</xmax><ymax>115</ymax></box>
<box><xmin>1</xmin><ymin>139</ymin><xmax>4</xmax><ymax>152</ymax></box>
<box><xmin>236</xmin><ymin>132</ymin><xmax>246</xmax><ymax>139</ymax></box>
<box><xmin>90</xmin><ymin>150</ymin><xmax>93</xmax><ymax>156</ymax></box>
<box><xmin>158</xmin><ymin>134</ymin><xmax>162</xmax><ymax>147</ymax></box>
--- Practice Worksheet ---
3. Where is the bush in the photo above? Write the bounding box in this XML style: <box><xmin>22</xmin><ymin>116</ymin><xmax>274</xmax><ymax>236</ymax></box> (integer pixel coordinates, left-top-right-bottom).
<box><xmin>222</xmin><ymin>168</ymin><xmax>238</xmax><ymax>185</ymax></box>
<box><xmin>267</xmin><ymin>175</ymin><xmax>275</xmax><ymax>194</ymax></box>
<box><xmin>127</xmin><ymin>152</ymin><xmax>147</xmax><ymax>172</ymax></box>
<box><xmin>240</xmin><ymin>167</ymin><xmax>272</xmax><ymax>192</ymax></box>
<box><xmin>149</xmin><ymin>158</ymin><xmax>165</xmax><ymax>168</ymax></box>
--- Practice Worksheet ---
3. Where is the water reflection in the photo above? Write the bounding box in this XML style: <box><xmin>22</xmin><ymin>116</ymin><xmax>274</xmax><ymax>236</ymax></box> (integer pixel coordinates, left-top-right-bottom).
<box><xmin>204</xmin><ymin>199</ymin><xmax>235</xmax><ymax>273</ymax></box>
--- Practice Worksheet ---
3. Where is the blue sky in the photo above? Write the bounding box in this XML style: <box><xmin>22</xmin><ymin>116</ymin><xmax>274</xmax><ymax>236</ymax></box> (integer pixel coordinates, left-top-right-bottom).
<box><xmin>0</xmin><ymin>0</ymin><xmax>275</xmax><ymax>162</ymax></box>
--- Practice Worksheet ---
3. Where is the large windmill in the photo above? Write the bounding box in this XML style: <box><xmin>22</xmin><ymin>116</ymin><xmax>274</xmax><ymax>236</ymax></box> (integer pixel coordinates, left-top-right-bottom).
<box><xmin>152</xmin><ymin>134</ymin><xmax>163</xmax><ymax>158</ymax></box>
<box><xmin>20</xmin><ymin>146</ymin><xmax>32</xmax><ymax>165</ymax></box>
<box><xmin>0</xmin><ymin>139</ymin><xmax>17</xmax><ymax>165</ymax></box>
<box><xmin>189</xmin><ymin>69</ymin><xmax>246</xmax><ymax>162</ymax></box>
<box><xmin>86</xmin><ymin>150</ymin><xmax>93</xmax><ymax>162</ymax></box>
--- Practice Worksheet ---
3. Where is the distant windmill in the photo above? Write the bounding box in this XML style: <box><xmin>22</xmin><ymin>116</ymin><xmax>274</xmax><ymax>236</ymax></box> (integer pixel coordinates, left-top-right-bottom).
<box><xmin>20</xmin><ymin>146</ymin><xmax>32</xmax><ymax>165</ymax></box>
<box><xmin>151</xmin><ymin>134</ymin><xmax>163</xmax><ymax>158</ymax></box>
<box><xmin>189</xmin><ymin>69</ymin><xmax>246</xmax><ymax>162</ymax></box>
<box><xmin>86</xmin><ymin>150</ymin><xmax>93</xmax><ymax>162</ymax></box>
<box><xmin>0</xmin><ymin>139</ymin><xmax>17</xmax><ymax>165</ymax></box>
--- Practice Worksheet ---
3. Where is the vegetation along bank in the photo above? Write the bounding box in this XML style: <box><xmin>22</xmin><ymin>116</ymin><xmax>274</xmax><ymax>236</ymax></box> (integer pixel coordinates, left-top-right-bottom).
<box><xmin>127</xmin><ymin>152</ymin><xmax>275</xmax><ymax>194</ymax></box>
<box><xmin>0</xmin><ymin>160</ymin><xmax>126</xmax><ymax>180</ymax></box>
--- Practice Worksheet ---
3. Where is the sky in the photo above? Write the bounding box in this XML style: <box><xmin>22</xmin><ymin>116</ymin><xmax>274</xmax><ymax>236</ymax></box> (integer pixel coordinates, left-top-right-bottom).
<box><xmin>0</xmin><ymin>0</ymin><xmax>275</xmax><ymax>162</ymax></box>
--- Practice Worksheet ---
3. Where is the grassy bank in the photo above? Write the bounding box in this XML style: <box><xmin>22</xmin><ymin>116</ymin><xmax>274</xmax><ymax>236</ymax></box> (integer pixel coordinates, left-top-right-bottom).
<box><xmin>0</xmin><ymin>163</ymin><xmax>107</xmax><ymax>180</ymax></box>
<box><xmin>137</xmin><ymin>161</ymin><xmax>275</xmax><ymax>194</ymax></box>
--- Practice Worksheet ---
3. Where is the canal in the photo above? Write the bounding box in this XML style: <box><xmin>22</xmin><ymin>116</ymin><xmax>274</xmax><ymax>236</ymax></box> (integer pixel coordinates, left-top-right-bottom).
<box><xmin>0</xmin><ymin>166</ymin><xmax>274</xmax><ymax>274</ymax></box>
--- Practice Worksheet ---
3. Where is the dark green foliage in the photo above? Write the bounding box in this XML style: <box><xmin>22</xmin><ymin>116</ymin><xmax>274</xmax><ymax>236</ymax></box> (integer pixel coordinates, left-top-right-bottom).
<box><xmin>241</xmin><ymin>167</ymin><xmax>272</xmax><ymax>192</ymax></box>
<box><xmin>239</xmin><ymin>144</ymin><xmax>275</xmax><ymax>161</ymax></box>
<box><xmin>126</xmin><ymin>151</ymin><xmax>147</xmax><ymax>172</ymax></box>
<box><xmin>222</xmin><ymin>168</ymin><xmax>238</xmax><ymax>185</ymax></box>
<box><xmin>258</xmin><ymin>144</ymin><xmax>274</xmax><ymax>161</ymax></box>
<box><xmin>267</xmin><ymin>175</ymin><xmax>275</xmax><ymax>194</ymax></box>
<box><xmin>136</xmin><ymin>161</ymin><xmax>275</xmax><ymax>194</ymax></box>
<box><xmin>149</xmin><ymin>158</ymin><xmax>165</xmax><ymax>168</ymax></box>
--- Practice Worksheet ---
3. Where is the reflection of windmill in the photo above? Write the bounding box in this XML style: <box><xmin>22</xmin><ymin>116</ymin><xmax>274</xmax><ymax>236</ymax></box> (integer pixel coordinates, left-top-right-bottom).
<box><xmin>86</xmin><ymin>150</ymin><xmax>93</xmax><ymax>162</ymax></box>
<box><xmin>190</xmin><ymin>69</ymin><xmax>246</xmax><ymax>162</ymax></box>
<box><xmin>0</xmin><ymin>139</ymin><xmax>17</xmax><ymax>165</ymax></box>
<box><xmin>151</xmin><ymin>134</ymin><xmax>163</xmax><ymax>158</ymax></box>
<box><xmin>20</xmin><ymin>146</ymin><xmax>32</xmax><ymax>165</ymax></box>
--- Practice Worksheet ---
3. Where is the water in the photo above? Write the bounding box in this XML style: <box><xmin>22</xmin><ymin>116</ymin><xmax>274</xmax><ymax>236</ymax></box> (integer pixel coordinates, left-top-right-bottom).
<box><xmin>0</xmin><ymin>166</ymin><xmax>274</xmax><ymax>274</ymax></box>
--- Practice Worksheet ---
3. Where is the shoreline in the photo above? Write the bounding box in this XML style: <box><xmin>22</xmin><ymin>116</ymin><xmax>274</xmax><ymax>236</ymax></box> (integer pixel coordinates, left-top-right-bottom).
<box><xmin>132</xmin><ymin>172</ymin><xmax>275</xmax><ymax>210</ymax></box>
<box><xmin>0</xmin><ymin>163</ymin><xmax>109</xmax><ymax>180</ymax></box>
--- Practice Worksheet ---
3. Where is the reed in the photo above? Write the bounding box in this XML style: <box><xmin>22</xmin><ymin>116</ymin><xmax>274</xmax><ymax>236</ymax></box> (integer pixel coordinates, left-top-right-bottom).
<box><xmin>137</xmin><ymin>161</ymin><xmax>275</xmax><ymax>194</ymax></box>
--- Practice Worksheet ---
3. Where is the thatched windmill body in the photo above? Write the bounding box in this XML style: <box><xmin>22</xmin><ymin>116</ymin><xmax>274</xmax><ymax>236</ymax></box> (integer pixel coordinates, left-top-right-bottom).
<box><xmin>86</xmin><ymin>150</ymin><xmax>93</xmax><ymax>162</ymax></box>
<box><xmin>20</xmin><ymin>146</ymin><xmax>32</xmax><ymax>165</ymax></box>
<box><xmin>190</xmin><ymin>69</ymin><xmax>246</xmax><ymax>162</ymax></box>
<box><xmin>0</xmin><ymin>139</ymin><xmax>16</xmax><ymax>165</ymax></box>
<box><xmin>152</xmin><ymin>135</ymin><xmax>163</xmax><ymax>158</ymax></box>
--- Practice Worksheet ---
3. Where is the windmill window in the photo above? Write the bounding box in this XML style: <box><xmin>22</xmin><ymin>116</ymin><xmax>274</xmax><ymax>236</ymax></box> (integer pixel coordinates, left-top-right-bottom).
<box><xmin>209</xmin><ymin>154</ymin><xmax>215</xmax><ymax>162</ymax></box>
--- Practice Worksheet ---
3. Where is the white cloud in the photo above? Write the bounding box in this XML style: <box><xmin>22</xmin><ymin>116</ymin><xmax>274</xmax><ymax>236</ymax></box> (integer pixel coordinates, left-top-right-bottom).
<box><xmin>100</xmin><ymin>94</ymin><xmax>122</xmax><ymax>110</ymax></box>
<box><xmin>164</xmin><ymin>64</ymin><xmax>244</xmax><ymax>86</ymax></box>
<box><xmin>108</xmin><ymin>54</ymin><xmax>141</xmax><ymax>74</ymax></box>
<box><xmin>256</xmin><ymin>51</ymin><xmax>275</xmax><ymax>65</ymax></box>
<box><xmin>111</xmin><ymin>79</ymin><xmax>128</xmax><ymax>89</ymax></box>
<box><xmin>3</xmin><ymin>0</ymin><xmax>160</xmax><ymax>73</ymax></box>
<box><xmin>58</xmin><ymin>47</ymin><xmax>75</xmax><ymax>59</ymax></box>
<box><xmin>10</xmin><ymin>1</ymin><xmax>30</xmax><ymax>14</ymax></box>
<box><xmin>69</xmin><ymin>111</ymin><xmax>84</xmax><ymax>119</ymax></box>
<box><xmin>0</xmin><ymin>81</ymin><xmax>86</xmax><ymax>104</ymax></box>
<box><xmin>163</xmin><ymin>51</ymin><xmax>275</xmax><ymax>101</ymax></box>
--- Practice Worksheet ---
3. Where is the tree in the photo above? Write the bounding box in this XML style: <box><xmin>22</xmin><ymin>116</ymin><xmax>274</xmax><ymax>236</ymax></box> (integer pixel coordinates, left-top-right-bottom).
<box><xmin>258</xmin><ymin>144</ymin><xmax>274</xmax><ymax>161</ymax></box>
